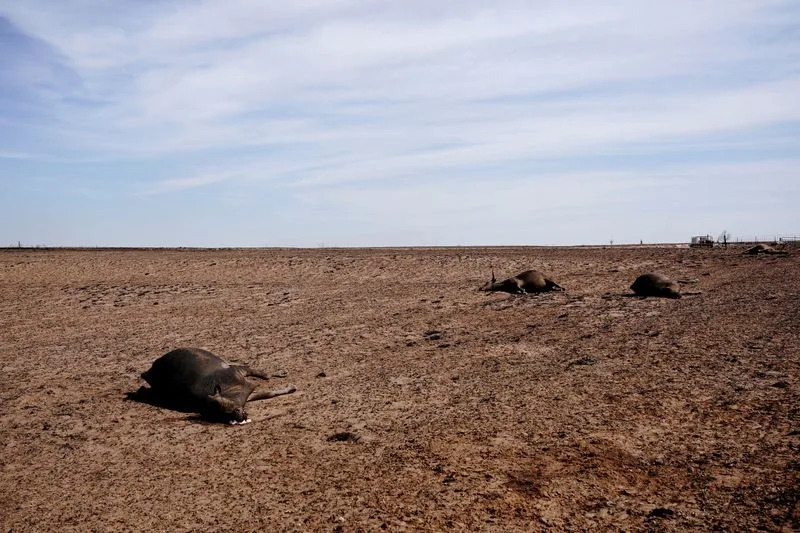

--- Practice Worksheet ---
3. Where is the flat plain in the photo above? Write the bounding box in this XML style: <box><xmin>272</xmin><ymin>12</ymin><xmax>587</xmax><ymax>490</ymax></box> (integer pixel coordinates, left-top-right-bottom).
<box><xmin>1</xmin><ymin>246</ymin><xmax>798</xmax><ymax>531</ymax></box>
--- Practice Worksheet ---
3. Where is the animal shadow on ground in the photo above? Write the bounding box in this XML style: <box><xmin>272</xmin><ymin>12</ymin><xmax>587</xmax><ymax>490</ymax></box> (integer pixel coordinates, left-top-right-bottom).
<box><xmin>481</xmin><ymin>291</ymin><xmax>565</xmax><ymax>310</ymax></box>
<box><xmin>607</xmin><ymin>292</ymin><xmax>701</xmax><ymax>299</ymax></box>
<box><xmin>124</xmin><ymin>387</ymin><xmax>224</xmax><ymax>424</ymax></box>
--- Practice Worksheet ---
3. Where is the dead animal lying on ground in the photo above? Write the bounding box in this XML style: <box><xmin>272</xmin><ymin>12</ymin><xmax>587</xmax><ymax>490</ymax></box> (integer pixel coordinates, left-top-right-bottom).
<box><xmin>133</xmin><ymin>347</ymin><xmax>295</xmax><ymax>424</ymax></box>
<box><xmin>630</xmin><ymin>273</ymin><xmax>681</xmax><ymax>299</ymax></box>
<box><xmin>744</xmin><ymin>244</ymin><xmax>788</xmax><ymax>255</ymax></box>
<box><xmin>480</xmin><ymin>268</ymin><xmax>564</xmax><ymax>294</ymax></box>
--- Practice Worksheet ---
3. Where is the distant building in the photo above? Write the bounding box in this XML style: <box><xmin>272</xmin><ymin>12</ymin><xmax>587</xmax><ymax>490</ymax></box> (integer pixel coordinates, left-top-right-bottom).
<box><xmin>690</xmin><ymin>235</ymin><xmax>714</xmax><ymax>248</ymax></box>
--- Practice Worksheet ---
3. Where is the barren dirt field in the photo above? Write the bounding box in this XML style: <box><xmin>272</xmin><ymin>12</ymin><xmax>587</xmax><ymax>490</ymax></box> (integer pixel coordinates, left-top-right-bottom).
<box><xmin>1</xmin><ymin>246</ymin><xmax>798</xmax><ymax>531</ymax></box>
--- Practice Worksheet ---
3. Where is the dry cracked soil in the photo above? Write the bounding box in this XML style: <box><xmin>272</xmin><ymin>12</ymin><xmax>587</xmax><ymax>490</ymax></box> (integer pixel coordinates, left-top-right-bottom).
<box><xmin>1</xmin><ymin>246</ymin><xmax>798</xmax><ymax>531</ymax></box>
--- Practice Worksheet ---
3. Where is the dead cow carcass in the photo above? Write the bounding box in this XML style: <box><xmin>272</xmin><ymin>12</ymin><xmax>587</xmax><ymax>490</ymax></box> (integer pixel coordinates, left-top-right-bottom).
<box><xmin>480</xmin><ymin>269</ymin><xmax>564</xmax><ymax>294</ymax></box>
<box><xmin>136</xmin><ymin>347</ymin><xmax>295</xmax><ymax>424</ymax></box>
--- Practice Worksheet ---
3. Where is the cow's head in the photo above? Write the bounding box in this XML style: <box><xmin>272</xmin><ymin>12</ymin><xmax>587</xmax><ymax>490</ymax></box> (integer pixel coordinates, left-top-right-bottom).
<box><xmin>479</xmin><ymin>267</ymin><xmax>497</xmax><ymax>291</ymax></box>
<box><xmin>208</xmin><ymin>386</ymin><xmax>250</xmax><ymax>424</ymax></box>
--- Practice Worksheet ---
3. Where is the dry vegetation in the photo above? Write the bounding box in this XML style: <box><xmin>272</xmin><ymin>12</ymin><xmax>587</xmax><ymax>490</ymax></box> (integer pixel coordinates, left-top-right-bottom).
<box><xmin>1</xmin><ymin>246</ymin><xmax>798</xmax><ymax>531</ymax></box>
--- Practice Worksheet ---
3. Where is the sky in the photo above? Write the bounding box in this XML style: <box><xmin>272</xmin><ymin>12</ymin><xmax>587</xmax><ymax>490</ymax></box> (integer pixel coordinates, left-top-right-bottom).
<box><xmin>0</xmin><ymin>0</ymin><xmax>798</xmax><ymax>247</ymax></box>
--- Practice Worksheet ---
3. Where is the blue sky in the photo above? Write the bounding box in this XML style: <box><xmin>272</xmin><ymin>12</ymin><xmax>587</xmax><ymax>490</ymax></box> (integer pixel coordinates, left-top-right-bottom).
<box><xmin>1</xmin><ymin>1</ymin><xmax>798</xmax><ymax>247</ymax></box>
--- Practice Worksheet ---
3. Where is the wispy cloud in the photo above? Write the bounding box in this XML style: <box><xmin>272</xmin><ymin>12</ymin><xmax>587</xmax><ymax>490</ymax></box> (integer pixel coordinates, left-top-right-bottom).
<box><xmin>0</xmin><ymin>0</ymin><xmax>798</xmax><ymax>245</ymax></box>
<box><xmin>142</xmin><ymin>170</ymin><xmax>244</xmax><ymax>195</ymax></box>
<box><xmin>0</xmin><ymin>150</ymin><xmax>37</xmax><ymax>159</ymax></box>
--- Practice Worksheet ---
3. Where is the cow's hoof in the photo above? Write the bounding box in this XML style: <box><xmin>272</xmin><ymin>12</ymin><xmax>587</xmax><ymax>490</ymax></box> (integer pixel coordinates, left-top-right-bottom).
<box><xmin>229</xmin><ymin>418</ymin><xmax>252</xmax><ymax>426</ymax></box>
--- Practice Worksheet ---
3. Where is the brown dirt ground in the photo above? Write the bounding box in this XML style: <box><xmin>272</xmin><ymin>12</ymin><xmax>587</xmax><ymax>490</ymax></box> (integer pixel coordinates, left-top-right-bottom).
<box><xmin>1</xmin><ymin>246</ymin><xmax>798</xmax><ymax>532</ymax></box>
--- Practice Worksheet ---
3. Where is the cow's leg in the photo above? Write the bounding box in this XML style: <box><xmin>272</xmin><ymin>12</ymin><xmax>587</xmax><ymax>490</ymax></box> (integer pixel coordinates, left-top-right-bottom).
<box><xmin>237</xmin><ymin>366</ymin><xmax>270</xmax><ymax>380</ymax></box>
<box><xmin>237</xmin><ymin>366</ymin><xmax>288</xmax><ymax>380</ymax></box>
<box><xmin>247</xmin><ymin>385</ymin><xmax>297</xmax><ymax>402</ymax></box>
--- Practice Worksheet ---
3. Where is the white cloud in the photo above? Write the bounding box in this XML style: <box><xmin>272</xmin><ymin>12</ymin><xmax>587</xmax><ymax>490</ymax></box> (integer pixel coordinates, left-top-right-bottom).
<box><xmin>284</xmin><ymin>158</ymin><xmax>800</xmax><ymax>246</ymax></box>
<box><xmin>0</xmin><ymin>0</ymin><xmax>798</xmax><ymax>245</ymax></box>
<box><xmin>0</xmin><ymin>150</ymin><xmax>37</xmax><ymax>159</ymax></box>
<box><xmin>131</xmin><ymin>78</ymin><xmax>799</xmax><ymax>193</ymax></box>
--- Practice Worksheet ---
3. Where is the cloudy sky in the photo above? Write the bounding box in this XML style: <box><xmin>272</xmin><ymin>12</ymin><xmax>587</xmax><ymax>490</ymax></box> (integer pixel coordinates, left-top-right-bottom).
<box><xmin>1</xmin><ymin>1</ymin><xmax>798</xmax><ymax>247</ymax></box>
